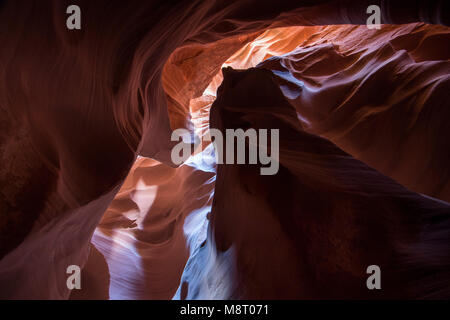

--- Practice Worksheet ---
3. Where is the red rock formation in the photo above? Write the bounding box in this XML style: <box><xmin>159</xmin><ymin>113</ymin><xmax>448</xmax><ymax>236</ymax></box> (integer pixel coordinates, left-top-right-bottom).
<box><xmin>206</xmin><ymin>66</ymin><xmax>450</xmax><ymax>299</ymax></box>
<box><xmin>90</xmin><ymin>157</ymin><xmax>214</xmax><ymax>299</ymax></box>
<box><xmin>0</xmin><ymin>0</ymin><xmax>449</xmax><ymax>299</ymax></box>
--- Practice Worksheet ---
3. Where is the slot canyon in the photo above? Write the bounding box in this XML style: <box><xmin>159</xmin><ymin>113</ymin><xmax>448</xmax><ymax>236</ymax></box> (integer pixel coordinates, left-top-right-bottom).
<box><xmin>0</xmin><ymin>0</ymin><xmax>449</xmax><ymax>300</ymax></box>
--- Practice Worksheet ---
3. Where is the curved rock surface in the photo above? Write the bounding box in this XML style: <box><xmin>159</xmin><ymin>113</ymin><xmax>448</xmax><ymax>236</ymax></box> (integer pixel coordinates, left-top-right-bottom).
<box><xmin>0</xmin><ymin>0</ymin><xmax>449</xmax><ymax>299</ymax></box>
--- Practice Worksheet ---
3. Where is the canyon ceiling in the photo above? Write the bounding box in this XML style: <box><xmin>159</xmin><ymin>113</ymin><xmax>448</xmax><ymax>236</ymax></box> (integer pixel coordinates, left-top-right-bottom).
<box><xmin>0</xmin><ymin>0</ymin><xmax>449</xmax><ymax>299</ymax></box>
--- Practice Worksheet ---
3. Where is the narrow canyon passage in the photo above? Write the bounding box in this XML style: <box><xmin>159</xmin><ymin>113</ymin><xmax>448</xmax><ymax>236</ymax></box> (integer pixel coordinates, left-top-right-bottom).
<box><xmin>0</xmin><ymin>0</ymin><xmax>449</xmax><ymax>299</ymax></box>
<box><xmin>82</xmin><ymin>23</ymin><xmax>450</xmax><ymax>299</ymax></box>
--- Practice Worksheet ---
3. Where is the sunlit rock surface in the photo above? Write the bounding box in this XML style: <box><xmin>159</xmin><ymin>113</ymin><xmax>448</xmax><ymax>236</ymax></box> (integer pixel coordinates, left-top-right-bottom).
<box><xmin>0</xmin><ymin>0</ymin><xmax>449</xmax><ymax>299</ymax></box>
<box><xmin>204</xmin><ymin>66</ymin><xmax>450</xmax><ymax>299</ymax></box>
